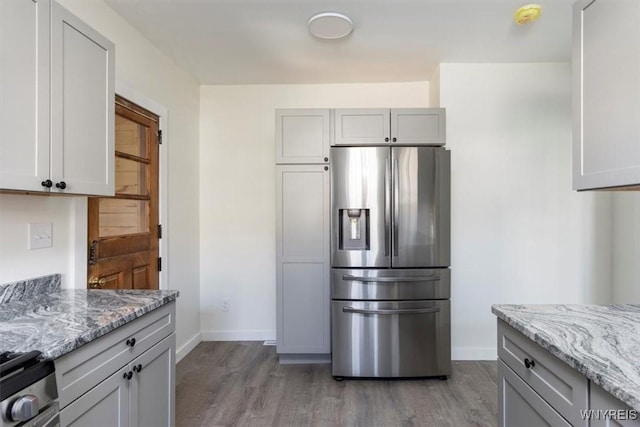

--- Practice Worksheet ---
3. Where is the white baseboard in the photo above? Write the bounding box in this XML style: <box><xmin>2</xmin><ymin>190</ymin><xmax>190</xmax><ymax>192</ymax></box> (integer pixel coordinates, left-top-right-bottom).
<box><xmin>176</xmin><ymin>332</ymin><xmax>202</xmax><ymax>363</ymax></box>
<box><xmin>452</xmin><ymin>347</ymin><xmax>497</xmax><ymax>361</ymax></box>
<box><xmin>202</xmin><ymin>329</ymin><xmax>276</xmax><ymax>341</ymax></box>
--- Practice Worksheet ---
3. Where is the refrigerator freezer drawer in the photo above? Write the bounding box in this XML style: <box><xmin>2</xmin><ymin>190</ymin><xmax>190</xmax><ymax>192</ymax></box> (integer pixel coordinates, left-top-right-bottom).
<box><xmin>331</xmin><ymin>268</ymin><xmax>450</xmax><ymax>300</ymax></box>
<box><xmin>331</xmin><ymin>300</ymin><xmax>451</xmax><ymax>378</ymax></box>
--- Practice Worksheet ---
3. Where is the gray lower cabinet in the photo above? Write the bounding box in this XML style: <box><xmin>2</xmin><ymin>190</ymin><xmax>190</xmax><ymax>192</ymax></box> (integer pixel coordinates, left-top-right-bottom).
<box><xmin>57</xmin><ymin>303</ymin><xmax>176</xmax><ymax>427</ymax></box>
<box><xmin>498</xmin><ymin>319</ymin><xmax>640</xmax><ymax>427</ymax></box>
<box><xmin>275</xmin><ymin>165</ymin><xmax>330</xmax><ymax>361</ymax></box>
<box><xmin>498</xmin><ymin>360</ymin><xmax>571</xmax><ymax>427</ymax></box>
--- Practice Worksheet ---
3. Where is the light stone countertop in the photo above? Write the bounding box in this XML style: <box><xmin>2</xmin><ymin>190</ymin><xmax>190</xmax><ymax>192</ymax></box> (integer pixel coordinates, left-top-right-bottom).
<box><xmin>0</xmin><ymin>275</ymin><xmax>179</xmax><ymax>360</ymax></box>
<box><xmin>493</xmin><ymin>304</ymin><xmax>640</xmax><ymax>412</ymax></box>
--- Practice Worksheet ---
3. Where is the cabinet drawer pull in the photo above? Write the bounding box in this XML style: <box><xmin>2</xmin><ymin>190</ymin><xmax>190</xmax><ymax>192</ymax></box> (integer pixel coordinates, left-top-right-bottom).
<box><xmin>55</xmin><ymin>181</ymin><xmax>67</xmax><ymax>189</ymax></box>
<box><xmin>133</xmin><ymin>364</ymin><xmax>143</xmax><ymax>373</ymax></box>
<box><xmin>41</xmin><ymin>180</ymin><xmax>53</xmax><ymax>188</ymax></box>
<box><xmin>123</xmin><ymin>371</ymin><xmax>133</xmax><ymax>380</ymax></box>
<box><xmin>524</xmin><ymin>358</ymin><xmax>535</xmax><ymax>369</ymax></box>
<box><xmin>126</xmin><ymin>338</ymin><xmax>136</xmax><ymax>347</ymax></box>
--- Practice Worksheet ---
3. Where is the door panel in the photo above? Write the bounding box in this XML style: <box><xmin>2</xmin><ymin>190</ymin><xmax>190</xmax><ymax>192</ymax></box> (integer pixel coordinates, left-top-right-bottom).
<box><xmin>331</xmin><ymin>268</ymin><xmax>451</xmax><ymax>300</ymax></box>
<box><xmin>88</xmin><ymin>96</ymin><xmax>159</xmax><ymax>290</ymax></box>
<box><xmin>391</xmin><ymin>108</ymin><xmax>446</xmax><ymax>146</ymax></box>
<box><xmin>331</xmin><ymin>299</ymin><xmax>451</xmax><ymax>377</ymax></box>
<box><xmin>334</xmin><ymin>109</ymin><xmax>390</xmax><ymax>145</ymax></box>
<box><xmin>331</xmin><ymin>147</ymin><xmax>390</xmax><ymax>268</ymax></box>
<box><xmin>392</xmin><ymin>147</ymin><xmax>450</xmax><ymax>268</ymax></box>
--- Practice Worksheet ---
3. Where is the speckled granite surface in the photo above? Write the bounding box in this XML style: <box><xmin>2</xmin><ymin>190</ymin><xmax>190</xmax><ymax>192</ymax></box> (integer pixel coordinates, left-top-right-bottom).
<box><xmin>0</xmin><ymin>274</ymin><xmax>61</xmax><ymax>303</ymax></box>
<box><xmin>0</xmin><ymin>288</ymin><xmax>179</xmax><ymax>360</ymax></box>
<box><xmin>493</xmin><ymin>304</ymin><xmax>640</xmax><ymax>412</ymax></box>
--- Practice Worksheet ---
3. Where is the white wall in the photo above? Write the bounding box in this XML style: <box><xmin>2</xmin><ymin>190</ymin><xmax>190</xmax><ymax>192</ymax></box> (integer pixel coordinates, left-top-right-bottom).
<box><xmin>439</xmin><ymin>63</ymin><xmax>612</xmax><ymax>359</ymax></box>
<box><xmin>612</xmin><ymin>194</ymin><xmax>640</xmax><ymax>302</ymax></box>
<box><xmin>0</xmin><ymin>0</ymin><xmax>202</xmax><ymax>360</ymax></box>
<box><xmin>199</xmin><ymin>82</ymin><xmax>429</xmax><ymax>340</ymax></box>
<box><xmin>0</xmin><ymin>195</ymin><xmax>80</xmax><ymax>286</ymax></box>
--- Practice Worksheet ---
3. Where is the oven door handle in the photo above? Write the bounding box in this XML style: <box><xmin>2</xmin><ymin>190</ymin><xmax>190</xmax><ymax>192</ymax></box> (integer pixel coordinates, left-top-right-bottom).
<box><xmin>342</xmin><ymin>275</ymin><xmax>440</xmax><ymax>283</ymax></box>
<box><xmin>342</xmin><ymin>306</ymin><xmax>441</xmax><ymax>315</ymax></box>
<box><xmin>24</xmin><ymin>401</ymin><xmax>59</xmax><ymax>427</ymax></box>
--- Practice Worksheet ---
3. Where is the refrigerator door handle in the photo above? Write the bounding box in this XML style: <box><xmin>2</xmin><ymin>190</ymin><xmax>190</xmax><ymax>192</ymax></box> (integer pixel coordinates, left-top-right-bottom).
<box><xmin>385</xmin><ymin>157</ymin><xmax>391</xmax><ymax>256</ymax></box>
<box><xmin>342</xmin><ymin>275</ymin><xmax>441</xmax><ymax>283</ymax></box>
<box><xmin>393</xmin><ymin>157</ymin><xmax>399</xmax><ymax>256</ymax></box>
<box><xmin>342</xmin><ymin>306</ymin><xmax>441</xmax><ymax>315</ymax></box>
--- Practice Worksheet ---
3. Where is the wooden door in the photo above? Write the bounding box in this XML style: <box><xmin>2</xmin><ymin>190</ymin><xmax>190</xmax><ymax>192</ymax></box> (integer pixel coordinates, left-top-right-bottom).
<box><xmin>87</xmin><ymin>96</ymin><xmax>160</xmax><ymax>290</ymax></box>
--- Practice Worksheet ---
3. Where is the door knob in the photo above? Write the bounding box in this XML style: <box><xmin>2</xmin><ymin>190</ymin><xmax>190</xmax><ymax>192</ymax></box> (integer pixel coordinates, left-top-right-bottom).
<box><xmin>88</xmin><ymin>277</ymin><xmax>106</xmax><ymax>289</ymax></box>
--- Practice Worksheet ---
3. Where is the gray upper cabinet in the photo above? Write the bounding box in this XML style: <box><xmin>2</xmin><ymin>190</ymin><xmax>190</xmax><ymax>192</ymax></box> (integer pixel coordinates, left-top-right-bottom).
<box><xmin>334</xmin><ymin>109</ymin><xmax>391</xmax><ymax>145</ymax></box>
<box><xmin>0</xmin><ymin>0</ymin><xmax>50</xmax><ymax>192</ymax></box>
<box><xmin>573</xmin><ymin>0</ymin><xmax>640</xmax><ymax>190</ymax></box>
<box><xmin>275</xmin><ymin>109</ymin><xmax>331</xmax><ymax>164</ymax></box>
<box><xmin>275</xmin><ymin>164</ymin><xmax>331</xmax><ymax>357</ymax></box>
<box><xmin>334</xmin><ymin>108</ymin><xmax>446</xmax><ymax>146</ymax></box>
<box><xmin>0</xmin><ymin>0</ymin><xmax>114</xmax><ymax>196</ymax></box>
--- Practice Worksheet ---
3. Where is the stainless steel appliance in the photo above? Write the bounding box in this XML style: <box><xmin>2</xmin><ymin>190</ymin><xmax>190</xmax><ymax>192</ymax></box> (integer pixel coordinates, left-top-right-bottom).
<box><xmin>0</xmin><ymin>351</ymin><xmax>59</xmax><ymax>427</ymax></box>
<box><xmin>330</xmin><ymin>146</ymin><xmax>451</xmax><ymax>379</ymax></box>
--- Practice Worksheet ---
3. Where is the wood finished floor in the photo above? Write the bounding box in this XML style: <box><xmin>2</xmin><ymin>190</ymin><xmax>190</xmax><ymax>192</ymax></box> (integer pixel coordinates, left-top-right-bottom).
<box><xmin>176</xmin><ymin>342</ymin><xmax>497</xmax><ymax>427</ymax></box>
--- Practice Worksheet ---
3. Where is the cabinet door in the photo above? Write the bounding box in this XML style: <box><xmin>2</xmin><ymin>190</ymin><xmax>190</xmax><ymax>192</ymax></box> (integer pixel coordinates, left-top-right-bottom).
<box><xmin>391</xmin><ymin>108</ymin><xmax>445</xmax><ymax>146</ymax></box>
<box><xmin>0</xmin><ymin>0</ymin><xmax>50</xmax><ymax>192</ymax></box>
<box><xmin>498</xmin><ymin>360</ymin><xmax>571</xmax><ymax>427</ymax></box>
<box><xmin>51</xmin><ymin>2</ymin><xmax>115</xmax><ymax>196</ymax></box>
<box><xmin>573</xmin><ymin>0</ymin><xmax>640</xmax><ymax>190</ymax></box>
<box><xmin>590</xmin><ymin>383</ymin><xmax>640</xmax><ymax>427</ymax></box>
<box><xmin>275</xmin><ymin>109</ymin><xmax>331</xmax><ymax>164</ymax></box>
<box><xmin>276</xmin><ymin>165</ymin><xmax>330</xmax><ymax>354</ymax></box>
<box><xmin>130</xmin><ymin>333</ymin><xmax>175</xmax><ymax>427</ymax></box>
<box><xmin>59</xmin><ymin>367</ymin><xmax>130</xmax><ymax>427</ymax></box>
<box><xmin>334</xmin><ymin>109</ymin><xmax>390</xmax><ymax>146</ymax></box>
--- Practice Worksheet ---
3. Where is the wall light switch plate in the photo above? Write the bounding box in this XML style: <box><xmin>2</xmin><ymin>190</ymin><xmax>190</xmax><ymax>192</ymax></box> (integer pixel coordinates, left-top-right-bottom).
<box><xmin>29</xmin><ymin>223</ymin><xmax>53</xmax><ymax>250</ymax></box>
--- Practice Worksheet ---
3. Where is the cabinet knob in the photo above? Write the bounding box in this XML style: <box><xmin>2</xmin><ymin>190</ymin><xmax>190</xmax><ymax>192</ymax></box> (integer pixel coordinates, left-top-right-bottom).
<box><xmin>55</xmin><ymin>181</ymin><xmax>67</xmax><ymax>190</ymax></box>
<box><xmin>123</xmin><ymin>371</ymin><xmax>133</xmax><ymax>380</ymax></box>
<box><xmin>324</xmin><ymin>157</ymin><xmax>329</xmax><ymax>162</ymax></box>
<box><xmin>392</xmin><ymin>137</ymin><xmax>397</xmax><ymax>142</ymax></box>
<box><xmin>133</xmin><ymin>364</ymin><xmax>143</xmax><ymax>373</ymax></box>
<box><xmin>385</xmin><ymin>137</ymin><xmax>389</xmax><ymax>142</ymax></box>
<box><xmin>324</xmin><ymin>166</ymin><xmax>328</xmax><ymax>171</ymax></box>
<box><xmin>41</xmin><ymin>180</ymin><xmax>53</xmax><ymax>188</ymax></box>
<box><xmin>524</xmin><ymin>358</ymin><xmax>535</xmax><ymax>369</ymax></box>
<box><xmin>126</xmin><ymin>338</ymin><xmax>136</xmax><ymax>347</ymax></box>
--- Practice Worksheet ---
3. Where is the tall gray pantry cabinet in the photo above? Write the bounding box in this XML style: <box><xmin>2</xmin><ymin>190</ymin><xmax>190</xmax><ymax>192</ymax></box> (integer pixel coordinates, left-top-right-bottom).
<box><xmin>275</xmin><ymin>110</ymin><xmax>332</xmax><ymax>362</ymax></box>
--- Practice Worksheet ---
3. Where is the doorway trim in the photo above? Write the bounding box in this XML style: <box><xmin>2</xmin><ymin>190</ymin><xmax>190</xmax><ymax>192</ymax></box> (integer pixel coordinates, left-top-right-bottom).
<box><xmin>72</xmin><ymin>78</ymin><xmax>169</xmax><ymax>290</ymax></box>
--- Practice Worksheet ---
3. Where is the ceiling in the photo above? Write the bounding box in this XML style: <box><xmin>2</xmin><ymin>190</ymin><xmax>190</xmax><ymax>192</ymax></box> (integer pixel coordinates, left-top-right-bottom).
<box><xmin>104</xmin><ymin>0</ymin><xmax>574</xmax><ymax>85</ymax></box>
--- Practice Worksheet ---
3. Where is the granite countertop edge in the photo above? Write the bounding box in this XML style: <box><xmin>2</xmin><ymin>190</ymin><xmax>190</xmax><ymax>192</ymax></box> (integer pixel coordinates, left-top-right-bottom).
<box><xmin>43</xmin><ymin>291</ymin><xmax>180</xmax><ymax>360</ymax></box>
<box><xmin>0</xmin><ymin>287</ymin><xmax>179</xmax><ymax>361</ymax></box>
<box><xmin>492</xmin><ymin>305</ymin><xmax>640</xmax><ymax>412</ymax></box>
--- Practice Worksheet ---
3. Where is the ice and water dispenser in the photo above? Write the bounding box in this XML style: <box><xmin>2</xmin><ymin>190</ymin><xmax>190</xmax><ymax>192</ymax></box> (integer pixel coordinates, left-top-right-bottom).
<box><xmin>338</xmin><ymin>208</ymin><xmax>370</xmax><ymax>250</ymax></box>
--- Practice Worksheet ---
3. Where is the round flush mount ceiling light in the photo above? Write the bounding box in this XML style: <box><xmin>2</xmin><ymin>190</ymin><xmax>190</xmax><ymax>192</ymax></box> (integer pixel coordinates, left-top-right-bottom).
<box><xmin>308</xmin><ymin>12</ymin><xmax>353</xmax><ymax>40</ymax></box>
<box><xmin>514</xmin><ymin>4</ymin><xmax>542</xmax><ymax>24</ymax></box>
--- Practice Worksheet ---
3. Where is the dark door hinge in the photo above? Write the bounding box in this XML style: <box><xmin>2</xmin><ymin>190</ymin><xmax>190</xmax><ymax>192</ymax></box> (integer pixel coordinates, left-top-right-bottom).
<box><xmin>157</xmin><ymin>129</ymin><xmax>162</xmax><ymax>145</ymax></box>
<box><xmin>158</xmin><ymin>224</ymin><xmax>162</xmax><ymax>239</ymax></box>
<box><xmin>158</xmin><ymin>257</ymin><xmax>162</xmax><ymax>272</ymax></box>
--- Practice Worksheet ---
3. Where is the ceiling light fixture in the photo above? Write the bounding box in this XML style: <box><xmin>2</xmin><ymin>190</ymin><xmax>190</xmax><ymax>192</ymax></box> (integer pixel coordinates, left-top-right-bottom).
<box><xmin>308</xmin><ymin>12</ymin><xmax>353</xmax><ymax>40</ymax></box>
<box><xmin>514</xmin><ymin>4</ymin><xmax>542</xmax><ymax>25</ymax></box>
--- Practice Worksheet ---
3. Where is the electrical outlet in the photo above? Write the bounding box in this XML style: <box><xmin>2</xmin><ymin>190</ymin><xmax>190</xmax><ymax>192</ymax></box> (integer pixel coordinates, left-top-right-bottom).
<box><xmin>28</xmin><ymin>223</ymin><xmax>53</xmax><ymax>250</ymax></box>
<box><xmin>222</xmin><ymin>298</ymin><xmax>230</xmax><ymax>312</ymax></box>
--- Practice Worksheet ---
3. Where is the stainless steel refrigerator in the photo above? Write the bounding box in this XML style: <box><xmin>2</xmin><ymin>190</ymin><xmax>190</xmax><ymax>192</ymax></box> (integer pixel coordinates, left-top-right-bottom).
<box><xmin>330</xmin><ymin>146</ymin><xmax>451</xmax><ymax>379</ymax></box>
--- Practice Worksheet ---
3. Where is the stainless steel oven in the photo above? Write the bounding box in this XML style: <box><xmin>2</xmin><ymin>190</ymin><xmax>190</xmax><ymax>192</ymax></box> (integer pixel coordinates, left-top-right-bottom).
<box><xmin>1</xmin><ymin>352</ymin><xmax>59</xmax><ymax>427</ymax></box>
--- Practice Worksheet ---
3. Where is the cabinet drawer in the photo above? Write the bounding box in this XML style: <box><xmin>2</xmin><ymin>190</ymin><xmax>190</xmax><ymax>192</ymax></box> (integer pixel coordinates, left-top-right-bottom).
<box><xmin>55</xmin><ymin>302</ymin><xmax>175</xmax><ymax>408</ymax></box>
<box><xmin>498</xmin><ymin>319</ymin><xmax>588</xmax><ymax>427</ymax></box>
<box><xmin>498</xmin><ymin>359</ymin><xmax>571</xmax><ymax>427</ymax></box>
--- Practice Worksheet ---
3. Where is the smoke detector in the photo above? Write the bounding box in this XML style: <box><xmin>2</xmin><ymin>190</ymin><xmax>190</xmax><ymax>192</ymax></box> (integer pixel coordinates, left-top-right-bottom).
<box><xmin>514</xmin><ymin>4</ymin><xmax>542</xmax><ymax>24</ymax></box>
<box><xmin>308</xmin><ymin>12</ymin><xmax>353</xmax><ymax>40</ymax></box>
